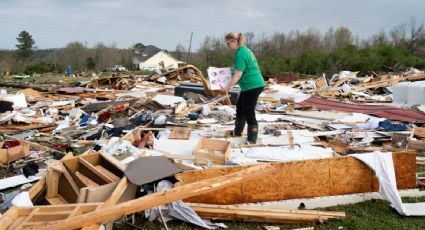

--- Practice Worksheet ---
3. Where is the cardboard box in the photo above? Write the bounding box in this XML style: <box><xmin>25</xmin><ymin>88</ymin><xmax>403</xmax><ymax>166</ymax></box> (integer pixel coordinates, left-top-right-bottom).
<box><xmin>193</xmin><ymin>138</ymin><xmax>231</xmax><ymax>165</ymax></box>
<box><xmin>0</xmin><ymin>141</ymin><xmax>30</xmax><ymax>164</ymax></box>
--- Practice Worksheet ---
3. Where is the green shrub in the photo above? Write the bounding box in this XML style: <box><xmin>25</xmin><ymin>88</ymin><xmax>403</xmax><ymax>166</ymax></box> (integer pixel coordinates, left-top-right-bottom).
<box><xmin>24</xmin><ymin>61</ymin><xmax>55</xmax><ymax>74</ymax></box>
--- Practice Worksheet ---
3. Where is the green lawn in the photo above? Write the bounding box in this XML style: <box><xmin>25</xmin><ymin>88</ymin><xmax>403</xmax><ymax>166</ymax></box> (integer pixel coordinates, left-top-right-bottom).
<box><xmin>112</xmin><ymin>196</ymin><xmax>425</xmax><ymax>230</ymax></box>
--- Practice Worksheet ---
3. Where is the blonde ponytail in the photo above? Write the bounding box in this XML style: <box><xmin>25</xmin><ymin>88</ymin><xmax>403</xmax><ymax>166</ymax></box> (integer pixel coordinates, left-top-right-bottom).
<box><xmin>225</xmin><ymin>32</ymin><xmax>244</xmax><ymax>45</ymax></box>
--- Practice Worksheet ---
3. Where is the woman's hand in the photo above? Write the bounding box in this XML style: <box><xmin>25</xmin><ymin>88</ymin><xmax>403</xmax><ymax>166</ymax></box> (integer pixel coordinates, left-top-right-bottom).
<box><xmin>220</xmin><ymin>84</ymin><xmax>229</xmax><ymax>92</ymax></box>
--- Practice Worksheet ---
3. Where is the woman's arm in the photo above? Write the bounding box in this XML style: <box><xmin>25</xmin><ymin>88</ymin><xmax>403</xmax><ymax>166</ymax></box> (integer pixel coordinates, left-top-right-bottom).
<box><xmin>221</xmin><ymin>70</ymin><xmax>242</xmax><ymax>92</ymax></box>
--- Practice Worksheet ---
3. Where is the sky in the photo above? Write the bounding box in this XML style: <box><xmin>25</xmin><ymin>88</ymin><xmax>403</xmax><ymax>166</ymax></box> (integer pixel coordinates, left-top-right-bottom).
<box><xmin>1</xmin><ymin>0</ymin><xmax>424</xmax><ymax>51</ymax></box>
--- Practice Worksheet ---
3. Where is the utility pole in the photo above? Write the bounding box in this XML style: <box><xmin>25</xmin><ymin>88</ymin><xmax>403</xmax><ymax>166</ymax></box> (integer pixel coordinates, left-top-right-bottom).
<box><xmin>186</xmin><ymin>32</ymin><xmax>193</xmax><ymax>63</ymax></box>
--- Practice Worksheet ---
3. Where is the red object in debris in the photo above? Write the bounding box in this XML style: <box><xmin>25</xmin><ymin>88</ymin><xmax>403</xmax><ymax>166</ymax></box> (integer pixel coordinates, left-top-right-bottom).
<box><xmin>115</xmin><ymin>104</ymin><xmax>126</xmax><ymax>111</ymax></box>
<box><xmin>98</xmin><ymin>111</ymin><xmax>112</xmax><ymax>123</ymax></box>
<box><xmin>419</xmin><ymin>180</ymin><xmax>425</xmax><ymax>187</ymax></box>
<box><xmin>52</xmin><ymin>143</ymin><xmax>69</xmax><ymax>151</ymax></box>
<box><xmin>2</xmin><ymin>140</ymin><xmax>21</xmax><ymax>149</ymax></box>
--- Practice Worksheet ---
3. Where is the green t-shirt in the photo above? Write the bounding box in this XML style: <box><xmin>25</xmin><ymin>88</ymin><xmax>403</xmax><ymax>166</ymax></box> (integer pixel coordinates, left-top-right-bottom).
<box><xmin>234</xmin><ymin>45</ymin><xmax>265</xmax><ymax>91</ymax></box>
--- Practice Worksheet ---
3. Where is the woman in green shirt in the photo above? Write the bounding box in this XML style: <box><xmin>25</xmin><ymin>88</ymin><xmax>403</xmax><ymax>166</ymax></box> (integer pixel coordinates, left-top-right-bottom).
<box><xmin>221</xmin><ymin>32</ymin><xmax>265</xmax><ymax>144</ymax></box>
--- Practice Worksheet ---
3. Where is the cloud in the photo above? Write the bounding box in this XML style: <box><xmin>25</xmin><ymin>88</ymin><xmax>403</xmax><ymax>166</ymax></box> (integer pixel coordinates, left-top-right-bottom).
<box><xmin>0</xmin><ymin>0</ymin><xmax>424</xmax><ymax>50</ymax></box>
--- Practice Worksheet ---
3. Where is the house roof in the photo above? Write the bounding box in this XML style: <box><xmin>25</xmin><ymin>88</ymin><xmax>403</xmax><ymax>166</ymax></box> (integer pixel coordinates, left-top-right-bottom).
<box><xmin>133</xmin><ymin>45</ymin><xmax>162</xmax><ymax>62</ymax></box>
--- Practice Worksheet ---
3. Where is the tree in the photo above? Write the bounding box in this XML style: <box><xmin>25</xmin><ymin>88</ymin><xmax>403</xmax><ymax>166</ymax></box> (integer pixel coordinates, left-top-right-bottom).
<box><xmin>16</xmin><ymin>31</ymin><xmax>35</xmax><ymax>60</ymax></box>
<box><xmin>133</xmin><ymin>43</ymin><xmax>145</xmax><ymax>49</ymax></box>
<box><xmin>174</xmin><ymin>43</ymin><xmax>186</xmax><ymax>60</ymax></box>
<box><xmin>57</xmin><ymin>41</ymin><xmax>89</xmax><ymax>72</ymax></box>
<box><xmin>86</xmin><ymin>57</ymin><xmax>96</xmax><ymax>70</ymax></box>
<box><xmin>334</xmin><ymin>27</ymin><xmax>353</xmax><ymax>48</ymax></box>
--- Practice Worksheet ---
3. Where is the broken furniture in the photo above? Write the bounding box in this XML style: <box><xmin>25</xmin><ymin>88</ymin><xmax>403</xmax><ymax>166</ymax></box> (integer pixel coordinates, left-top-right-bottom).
<box><xmin>193</xmin><ymin>138</ymin><xmax>231</xmax><ymax>166</ymax></box>
<box><xmin>46</xmin><ymin>152</ymin><xmax>132</xmax><ymax>204</ymax></box>
<box><xmin>0</xmin><ymin>163</ymin><xmax>276</xmax><ymax>230</ymax></box>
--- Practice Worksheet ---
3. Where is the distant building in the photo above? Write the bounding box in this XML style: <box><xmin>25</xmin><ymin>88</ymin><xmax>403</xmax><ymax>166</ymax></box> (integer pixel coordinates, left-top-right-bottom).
<box><xmin>132</xmin><ymin>45</ymin><xmax>185</xmax><ymax>70</ymax></box>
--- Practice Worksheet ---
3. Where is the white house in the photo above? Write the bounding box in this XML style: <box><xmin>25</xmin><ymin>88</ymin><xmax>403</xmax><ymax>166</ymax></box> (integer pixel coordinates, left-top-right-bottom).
<box><xmin>132</xmin><ymin>45</ymin><xmax>185</xmax><ymax>70</ymax></box>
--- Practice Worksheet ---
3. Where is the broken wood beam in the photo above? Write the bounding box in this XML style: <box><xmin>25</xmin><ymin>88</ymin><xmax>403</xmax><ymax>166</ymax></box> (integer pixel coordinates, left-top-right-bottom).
<box><xmin>33</xmin><ymin>164</ymin><xmax>277</xmax><ymax>230</ymax></box>
<box><xmin>188</xmin><ymin>203</ymin><xmax>345</xmax><ymax>224</ymax></box>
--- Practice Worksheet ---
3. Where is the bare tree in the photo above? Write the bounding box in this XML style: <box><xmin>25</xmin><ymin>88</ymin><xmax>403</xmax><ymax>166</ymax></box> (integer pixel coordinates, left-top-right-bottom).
<box><xmin>173</xmin><ymin>43</ymin><xmax>187</xmax><ymax>60</ymax></box>
<box><xmin>390</xmin><ymin>24</ymin><xmax>407</xmax><ymax>48</ymax></box>
<box><xmin>57</xmin><ymin>41</ymin><xmax>89</xmax><ymax>72</ymax></box>
<box><xmin>0</xmin><ymin>51</ymin><xmax>15</xmax><ymax>74</ymax></box>
<box><xmin>407</xmin><ymin>18</ymin><xmax>425</xmax><ymax>56</ymax></box>
<box><xmin>334</xmin><ymin>27</ymin><xmax>353</xmax><ymax>48</ymax></box>
<box><xmin>94</xmin><ymin>43</ymin><xmax>121</xmax><ymax>72</ymax></box>
<box><xmin>270</xmin><ymin>32</ymin><xmax>286</xmax><ymax>55</ymax></box>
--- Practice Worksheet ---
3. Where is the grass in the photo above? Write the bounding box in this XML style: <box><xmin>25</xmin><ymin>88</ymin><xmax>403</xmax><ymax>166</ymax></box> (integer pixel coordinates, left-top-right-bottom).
<box><xmin>113</xmin><ymin>197</ymin><xmax>425</xmax><ymax>230</ymax></box>
<box><xmin>112</xmin><ymin>162</ymin><xmax>425</xmax><ymax>229</ymax></box>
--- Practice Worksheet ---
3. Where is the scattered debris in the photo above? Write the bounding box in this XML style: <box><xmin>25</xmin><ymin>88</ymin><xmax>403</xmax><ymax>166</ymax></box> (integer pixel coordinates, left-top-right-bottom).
<box><xmin>1</xmin><ymin>66</ymin><xmax>425</xmax><ymax>228</ymax></box>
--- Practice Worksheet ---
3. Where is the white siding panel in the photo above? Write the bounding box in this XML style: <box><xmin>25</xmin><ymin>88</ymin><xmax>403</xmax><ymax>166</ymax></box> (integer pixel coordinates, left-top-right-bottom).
<box><xmin>139</xmin><ymin>51</ymin><xmax>179</xmax><ymax>69</ymax></box>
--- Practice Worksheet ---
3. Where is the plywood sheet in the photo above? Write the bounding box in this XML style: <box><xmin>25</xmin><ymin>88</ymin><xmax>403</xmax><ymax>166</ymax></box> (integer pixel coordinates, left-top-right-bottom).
<box><xmin>330</xmin><ymin>157</ymin><xmax>373</xmax><ymax>195</ymax></box>
<box><xmin>177</xmin><ymin>152</ymin><xmax>416</xmax><ymax>204</ymax></box>
<box><xmin>178</xmin><ymin>166</ymin><xmax>244</xmax><ymax>204</ymax></box>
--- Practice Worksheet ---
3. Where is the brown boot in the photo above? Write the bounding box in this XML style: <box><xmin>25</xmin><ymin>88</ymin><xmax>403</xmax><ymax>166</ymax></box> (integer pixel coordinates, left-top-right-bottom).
<box><xmin>247</xmin><ymin>124</ymin><xmax>258</xmax><ymax>144</ymax></box>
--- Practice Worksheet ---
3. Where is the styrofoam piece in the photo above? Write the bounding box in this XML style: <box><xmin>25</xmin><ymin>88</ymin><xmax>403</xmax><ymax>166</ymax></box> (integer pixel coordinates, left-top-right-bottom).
<box><xmin>392</xmin><ymin>82</ymin><xmax>410</xmax><ymax>104</ymax></box>
<box><xmin>406</xmin><ymin>81</ymin><xmax>425</xmax><ymax>105</ymax></box>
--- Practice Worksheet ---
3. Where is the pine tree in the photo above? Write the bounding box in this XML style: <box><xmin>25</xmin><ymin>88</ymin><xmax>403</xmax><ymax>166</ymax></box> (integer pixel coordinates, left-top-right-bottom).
<box><xmin>16</xmin><ymin>31</ymin><xmax>35</xmax><ymax>60</ymax></box>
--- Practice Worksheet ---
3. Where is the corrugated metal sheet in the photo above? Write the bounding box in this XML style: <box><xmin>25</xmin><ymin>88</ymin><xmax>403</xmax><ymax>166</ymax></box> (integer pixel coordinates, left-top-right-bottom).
<box><xmin>300</xmin><ymin>96</ymin><xmax>425</xmax><ymax>123</ymax></box>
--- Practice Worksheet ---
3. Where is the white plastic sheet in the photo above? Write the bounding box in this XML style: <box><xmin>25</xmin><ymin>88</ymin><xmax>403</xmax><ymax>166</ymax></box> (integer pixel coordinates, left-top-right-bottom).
<box><xmin>352</xmin><ymin>152</ymin><xmax>425</xmax><ymax>216</ymax></box>
<box><xmin>145</xmin><ymin>180</ymin><xmax>226</xmax><ymax>229</ymax></box>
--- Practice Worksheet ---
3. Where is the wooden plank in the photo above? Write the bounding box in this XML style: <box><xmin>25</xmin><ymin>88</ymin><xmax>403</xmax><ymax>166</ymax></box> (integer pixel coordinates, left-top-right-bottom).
<box><xmin>12</xmin><ymin>207</ymin><xmax>39</xmax><ymax>230</ymax></box>
<box><xmin>189</xmin><ymin>203</ymin><xmax>345</xmax><ymax>224</ymax></box>
<box><xmin>314</xmin><ymin>76</ymin><xmax>328</xmax><ymax>89</ymax></box>
<box><xmin>79</xmin><ymin>157</ymin><xmax>115</xmax><ymax>183</ymax></box>
<box><xmin>75</xmin><ymin>171</ymin><xmax>100</xmax><ymax>187</ymax></box>
<box><xmin>169</xmin><ymin>127</ymin><xmax>191</xmax><ymax>140</ymax></box>
<box><xmin>81</xmin><ymin>177</ymin><xmax>130</xmax><ymax>230</ymax></box>
<box><xmin>414</xmin><ymin>126</ymin><xmax>425</xmax><ymax>138</ymax></box>
<box><xmin>28</xmin><ymin>176</ymin><xmax>46</xmax><ymax>200</ymax></box>
<box><xmin>34</xmin><ymin>164</ymin><xmax>277</xmax><ymax>230</ymax></box>
<box><xmin>46</xmin><ymin>195</ymin><xmax>68</xmax><ymax>205</ymax></box>
<box><xmin>0</xmin><ymin>206</ymin><xmax>19</xmax><ymax>230</ymax></box>
<box><xmin>46</xmin><ymin>167</ymin><xmax>61</xmax><ymax>198</ymax></box>
<box><xmin>95</xmin><ymin>165</ymin><xmax>120</xmax><ymax>182</ymax></box>
<box><xmin>30</xmin><ymin>212</ymin><xmax>70</xmax><ymax>222</ymax></box>
<box><xmin>57</xmin><ymin>163</ymin><xmax>80</xmax><ymax>203</ymax></box>
<box><xmin>287</xmin><ymin>131</ymin><xmax>294</xmax><ymax>148</ymax></box>
<box><xmin>4</xmin><ymin>134</ymin><xmax>62</xmax><ymax>154</ymax></box>
<box><xmin>332</xmin><ymin>76</ymin><xmax>351</xmax><ymax>87</ymax></box>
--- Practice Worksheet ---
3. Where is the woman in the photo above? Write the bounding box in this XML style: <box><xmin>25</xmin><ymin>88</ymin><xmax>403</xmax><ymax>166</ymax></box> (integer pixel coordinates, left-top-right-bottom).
<box><xmin>221</xmin><ymin>32</ymin><xmax>265</xmax><ymax>144</ymax></box>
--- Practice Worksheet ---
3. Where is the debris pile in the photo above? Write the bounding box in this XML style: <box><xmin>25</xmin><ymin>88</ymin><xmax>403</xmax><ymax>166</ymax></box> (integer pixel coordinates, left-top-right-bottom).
<box><xmin>1</xmin><ymin>65</ymin><xmax>425</xmax><ymax>229</ymax></box>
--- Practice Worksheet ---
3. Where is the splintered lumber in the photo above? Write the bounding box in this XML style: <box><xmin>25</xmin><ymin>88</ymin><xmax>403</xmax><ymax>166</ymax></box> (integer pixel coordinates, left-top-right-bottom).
<box><xmin>21</xmin><ymin>164</ymin><xmax>276</xmax><ymax>230</ymax></box>
<box><xmin>188</xmin><ymin>203</ymin><xmax>345</xmax><ymax>224</ymax></box>
<box><xmin>175</xmin><ymin>151</ymin><xmax>416</xmax><ymax>205</ymax></box>
<box><xmin>353</xmin><ymin>75</ymin><xmax>402</xmax><ymax>91</ymax></box>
